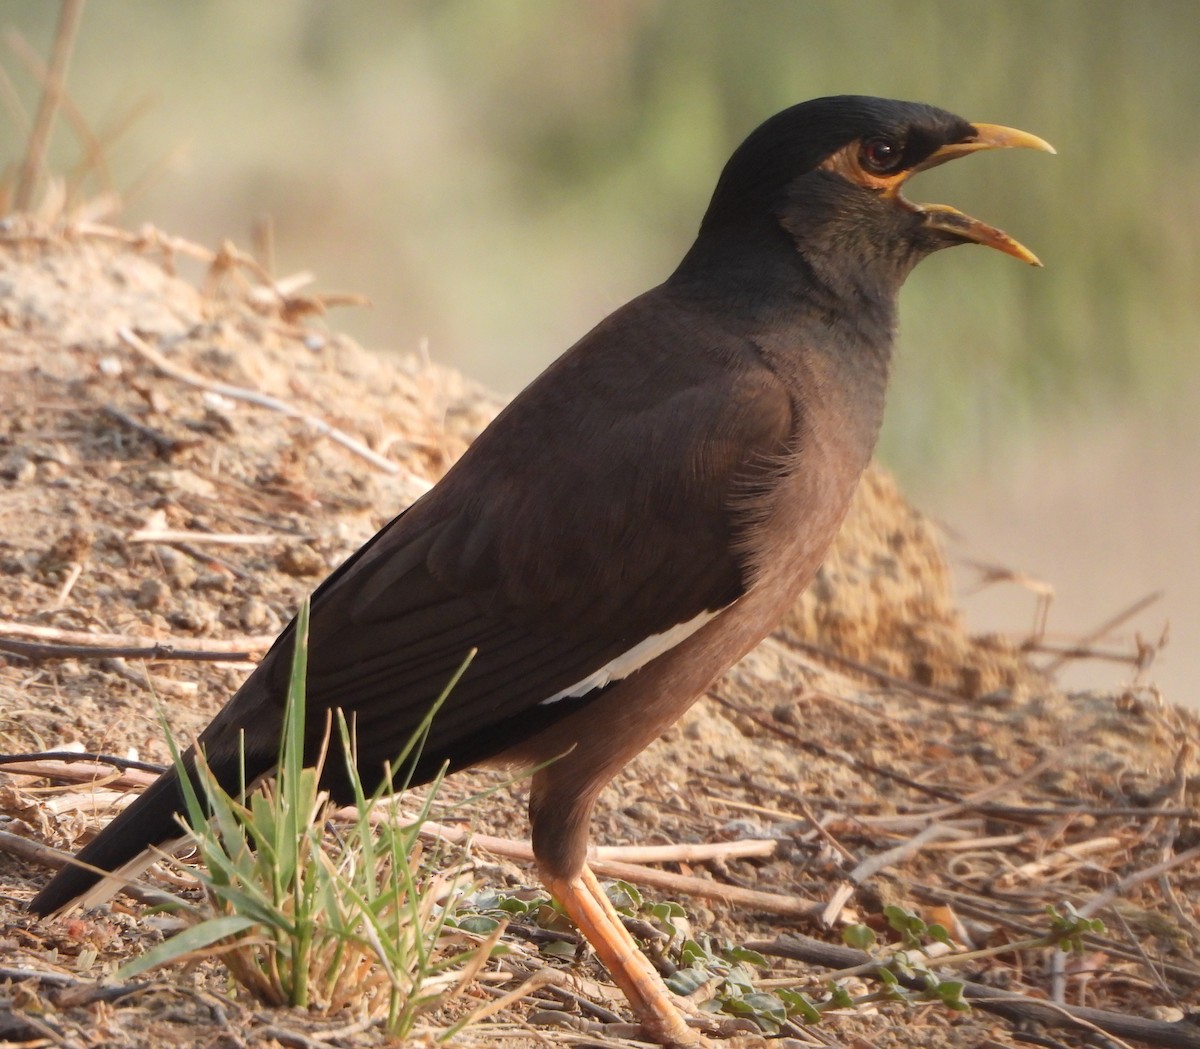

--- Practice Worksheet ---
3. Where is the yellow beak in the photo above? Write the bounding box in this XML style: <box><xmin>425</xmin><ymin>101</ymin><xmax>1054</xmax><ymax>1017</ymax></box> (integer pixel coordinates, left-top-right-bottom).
<box><xmin>906</xmin><ymin>122</ymin><xmax>1056</xmax><ymax>266</ymax></box>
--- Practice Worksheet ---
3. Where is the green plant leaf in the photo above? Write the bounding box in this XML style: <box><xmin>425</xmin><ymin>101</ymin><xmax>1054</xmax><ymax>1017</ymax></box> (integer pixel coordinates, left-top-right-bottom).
<box><xmin>827</xmin><ymin>983</ymin><xmax>854</xmax><ymax>1009</ymax></box>
<box><xmin>883</xmin><ymin>904</ymin><xmax>927</xmax><ymax>946</ymax></box>
<box><xmin>722</xmin><ymin>945</ymin><xmax>768</xmax><ymax>969</ymax></box>
<box><xmin>931</xmin><ymin>979</ymin><xmax>970</xmax><ymax>1012</ymax></box>
<box><xmin>842</xmin><ymin>923</ymin><xmax>876</xmax><ymax>950</ymax></box>
<box><xmin>777</xmin><ymin>988</ymin><xmax>822</xmax><ymax>1023</ymax></box>
<box><xmin>724</xmin><ymin>991</ymin><xmax>785</xmax><ymax>1033</ymax></box>
<box><xmin>666</xmin><ymin>965</ymin><xmax>712</xmax><ymax>996</ymax></box>
<box><xmin>926</xmin><ymin>923</ymin><xmax>952</xmax><ymax>946</ymax></box>
<box><xmin>457</xmin><ymin>915</ymin><xmax>501</xmax><ymax>935</ymax></box>
<box><xmin>496</xmin><ymin>895</ymin><xmax>538</xmax><ymax>916</ymax></box>
<box><xmin>648</xmin><ymin>900</ymin><xmax>685</xmax><ymax>936</ymax></box>
<box><xmin>116</xmin><ymin>914</ymin><xmax>258</xmax><ymax>979</ymax></box>
<box><xmin>606</xmin><ymin>879</ymin><xmax>643</xmax><ymax>914</ymax></box>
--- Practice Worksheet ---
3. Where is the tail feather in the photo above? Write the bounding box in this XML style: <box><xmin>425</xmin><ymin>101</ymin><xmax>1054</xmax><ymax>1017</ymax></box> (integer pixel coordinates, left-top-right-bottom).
<box><xmin>28</xmin><ymin>763</ymin><xmax>193</xmax><ymax>915</ymax></box>
<box><xmin>30</xmin><ymin>656</ymin><xmax>285</xmax><ymax>916</ymax></box>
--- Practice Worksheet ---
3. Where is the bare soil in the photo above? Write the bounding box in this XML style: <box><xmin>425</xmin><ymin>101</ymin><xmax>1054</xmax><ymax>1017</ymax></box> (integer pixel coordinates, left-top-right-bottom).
<box><xmin>1</xmin><ymin>216</ymin><xmax>1197</xmax><ymax>1049</ymax></box>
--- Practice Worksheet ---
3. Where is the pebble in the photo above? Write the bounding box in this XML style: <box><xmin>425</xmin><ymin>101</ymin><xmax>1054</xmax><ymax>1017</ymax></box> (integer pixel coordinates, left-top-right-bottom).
<box><xmin>167</xmin><ymin>597</ymin><xmax>217</xmax><ymax>633</ymax></box>
<box><xmin>238</xmin><ymin>596</ymin><xmax>274</xmax><ymax>631</ymax></box>
<box><xmin>135</xmin><ymin>578</ymin><xmax>170</xmax><ymax>610</ymax></box>
<box><xmin>159</xmin><ymin>548</ymin><xmax>198</xmax><ymax>589</ymax></box>
<box><xmin>276</xmin><ymin>543</ymin><xmax>325</xmax><ymax>577</ymax></box>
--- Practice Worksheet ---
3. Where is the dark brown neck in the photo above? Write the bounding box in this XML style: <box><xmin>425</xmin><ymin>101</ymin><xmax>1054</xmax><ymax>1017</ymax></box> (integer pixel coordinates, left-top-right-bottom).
<box><xmin>668</xmin><ymin>228</ymin><xmax>896</xmax><ymax>471</ymax></box>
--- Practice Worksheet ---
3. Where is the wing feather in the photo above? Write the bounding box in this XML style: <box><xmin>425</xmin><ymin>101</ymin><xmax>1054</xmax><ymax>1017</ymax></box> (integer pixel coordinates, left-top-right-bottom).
<box><xmin>202</xmin><ymin>294</ymin><xmax>797</xmax><ymax>797</ymax></box>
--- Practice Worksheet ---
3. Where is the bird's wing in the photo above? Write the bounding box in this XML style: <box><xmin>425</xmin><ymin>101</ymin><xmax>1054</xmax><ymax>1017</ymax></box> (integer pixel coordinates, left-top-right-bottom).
<box><xmin>204</xmin><ymin>295</ymin><xmax>796</xmax><ymax>786</ymax></box>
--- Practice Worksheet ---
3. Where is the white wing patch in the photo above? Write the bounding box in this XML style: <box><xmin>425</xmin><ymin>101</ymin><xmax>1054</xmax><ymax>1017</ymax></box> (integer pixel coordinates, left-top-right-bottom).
<box><xmin>538</xmin><ymin>607</ymin><xmax>722</xmax><ymax>706</ymax></box>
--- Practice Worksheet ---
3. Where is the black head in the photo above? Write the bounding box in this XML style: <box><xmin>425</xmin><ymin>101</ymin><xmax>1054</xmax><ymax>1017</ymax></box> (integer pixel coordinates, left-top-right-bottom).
<box><xmin>686</xmin><ymin>95</ymin><xmax>1053</xmax><ymax>301</ymax></box>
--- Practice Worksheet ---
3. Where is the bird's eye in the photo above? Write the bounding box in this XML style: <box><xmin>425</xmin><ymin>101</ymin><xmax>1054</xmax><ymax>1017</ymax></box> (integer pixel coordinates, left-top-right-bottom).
<box><xmin>859</xmin><ymin>137</ymin><xmax>905</xmax><ymax>175</ymax></box>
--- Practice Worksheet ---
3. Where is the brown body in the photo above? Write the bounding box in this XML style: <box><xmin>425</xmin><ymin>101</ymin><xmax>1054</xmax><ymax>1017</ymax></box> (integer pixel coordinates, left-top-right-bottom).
<box><xmin>513</xmin><ymin>308</ymin><xmax>886</xmax><ymax>880</ymax></box>
<box><xmin>31</xmin><ymin>96</ymin><xmax>1052</xmax><ymax>1046</ymax></box>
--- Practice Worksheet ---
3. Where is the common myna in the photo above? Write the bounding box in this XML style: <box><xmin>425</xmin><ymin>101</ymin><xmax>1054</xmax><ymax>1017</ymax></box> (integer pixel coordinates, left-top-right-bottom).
<box><xmin>31</xmin><ymin>96</ymin><xmax>1052</xmax><ymax>1045</ymax></box>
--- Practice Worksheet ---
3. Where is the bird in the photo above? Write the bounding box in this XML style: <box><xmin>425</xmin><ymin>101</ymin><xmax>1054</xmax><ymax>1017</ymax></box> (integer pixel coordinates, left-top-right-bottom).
<box><xmin>31</xmin><ymin>96</ymin><xmax>1052</xmax><ymax>1046</ymax></box>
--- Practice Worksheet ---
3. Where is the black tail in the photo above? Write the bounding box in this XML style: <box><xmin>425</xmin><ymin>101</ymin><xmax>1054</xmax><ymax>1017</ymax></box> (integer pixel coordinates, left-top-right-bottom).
<box><xmin>28</xmin><ymin>760</ymin><xmax>194</xmax><ymax>915</ymax></box>
<box><xmin>29</xmin><ymin>645</ymin><xmax>287</xmax><ymax>915</ymax></box>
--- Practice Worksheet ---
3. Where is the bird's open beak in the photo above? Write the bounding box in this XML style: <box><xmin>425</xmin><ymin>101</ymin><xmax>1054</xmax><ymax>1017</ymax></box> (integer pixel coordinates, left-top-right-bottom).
<box><xmin>904</xmin><ymin>123</ymin><xmax>1055</xmax><ymax>266</ymax></box>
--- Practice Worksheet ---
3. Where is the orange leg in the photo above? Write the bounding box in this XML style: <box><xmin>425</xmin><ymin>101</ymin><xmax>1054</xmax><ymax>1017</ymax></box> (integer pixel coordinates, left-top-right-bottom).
<box><xmin>542</xmin><ymin>862</ymin><xmax>700</xmax><ymax>1047</ymax></box>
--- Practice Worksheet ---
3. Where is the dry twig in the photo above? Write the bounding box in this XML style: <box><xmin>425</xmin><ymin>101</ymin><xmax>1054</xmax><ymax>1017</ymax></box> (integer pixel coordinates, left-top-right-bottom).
<box><xmin>0</xmin><ymin>750</ymin><xmax>163</xmax><ymax>781</ymax></box>
<box><xmin>118</xmin><ymin>327</ymin><xmax>408</xmax><ymax>477</ymax></box>
<box><xmin>12</xmin><ymin>0</ymin><xmax>85</xmax><ymax>211</ymax></box>
<box><xmin>127</xmin><ymin>527</ymin><xmax>283</xmax><ymax>546</ymax></box>
<box><xmin>0</xmin><ymin>619</ymin><xmax>274</xmax><ymax>658</ymax></box>
<box><xmin>405</xmin><ymin>818</ymin><xmax>822</xmax><ymax>922</ymax></box>
<box><xmin>1040</xmin><ymin>590</ymin><xmax>1164</xmax><ymax>675</ymax></box>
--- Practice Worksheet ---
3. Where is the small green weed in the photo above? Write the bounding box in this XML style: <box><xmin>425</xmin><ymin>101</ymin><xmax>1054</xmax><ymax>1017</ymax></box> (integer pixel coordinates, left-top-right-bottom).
<box><xmin>118</xmin><ymin>602</ymin><xmax>495</xmax><ymax>1038</ymax></box>
<box><xmin>452</xmin><ymin>877</ymin><xmax>1107</xmax><ymax>1035</ymax></box>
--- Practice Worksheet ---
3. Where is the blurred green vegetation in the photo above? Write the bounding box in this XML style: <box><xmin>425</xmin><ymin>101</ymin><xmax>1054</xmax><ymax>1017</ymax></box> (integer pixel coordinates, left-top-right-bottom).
<box><xmin>3</xmin><ymin>0</ymin><xmax>1197</xmax><ymax>488</ymax></box>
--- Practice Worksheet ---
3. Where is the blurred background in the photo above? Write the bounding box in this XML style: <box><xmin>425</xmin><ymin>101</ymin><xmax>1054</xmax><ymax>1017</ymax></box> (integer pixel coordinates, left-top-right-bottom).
<box><xmin>3</xmin><ymin>1</ymin><xmax>1196</xmax><ymax>704</ymax></box>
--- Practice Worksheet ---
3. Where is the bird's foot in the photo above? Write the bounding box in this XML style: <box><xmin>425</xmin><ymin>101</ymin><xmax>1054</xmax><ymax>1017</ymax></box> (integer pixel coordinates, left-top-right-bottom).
<box><xmin>544</xmin><ymin>864</ymin><xmax>776</xmax><ymax>1044</ymax></box>
<box><xmin>544</xmin><ymin>863</ymin><xmax>704</xmax><ymax>1045</ymax></box>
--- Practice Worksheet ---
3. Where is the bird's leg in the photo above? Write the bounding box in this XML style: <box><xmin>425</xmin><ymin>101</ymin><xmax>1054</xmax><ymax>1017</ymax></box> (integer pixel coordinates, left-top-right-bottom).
<box><xmin>542</xmin><ymin>862</ymin><xmax>700</xmax><ymax>1047</ymax></box>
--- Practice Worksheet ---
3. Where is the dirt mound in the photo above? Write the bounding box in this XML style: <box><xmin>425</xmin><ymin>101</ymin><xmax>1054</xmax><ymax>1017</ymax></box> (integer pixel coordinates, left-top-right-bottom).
<box><xmin>1</xmin><ymin>218</ymin><xmax>1196</xmax><ymax>1048</ymax></box>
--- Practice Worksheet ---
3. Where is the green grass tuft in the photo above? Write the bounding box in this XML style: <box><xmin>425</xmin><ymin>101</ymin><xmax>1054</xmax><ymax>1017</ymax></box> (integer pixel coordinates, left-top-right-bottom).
<box><xmin>118</xmin><ymin>601</ymin><xmax>494</xmax><ymax>1038</ymax></box>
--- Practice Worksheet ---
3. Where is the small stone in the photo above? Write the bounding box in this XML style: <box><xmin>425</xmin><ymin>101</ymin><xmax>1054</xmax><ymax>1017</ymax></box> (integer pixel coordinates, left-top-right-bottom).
<box><xmin>201</xmin><ymin>391</ymin><xmax>236</xmax><ymax>413</ymax></box>
<box><xmin>167</xmin><ymin>598</ymin><xmax>216</xmax><ymax>633</ymax></box>
<box><xmin>144</xmin><ymin>469</ymin><xmax>216</xmax><ymax>498</ymax></box>
<box><xmin>238</xmin><ymin>597</ymin><xmax>274</xmax><ymax>631</ymax></box>
<box><xmin>276</xmin><ymin>543</ymin><xmax>325</xmax><ymax>577</ymax></box>
<box><xmin>195</xmin><ymin>571</ymin><xmax>233</xmax><ymax>593</ymax></box>
<box><xmin>158</xmin><ymin>548</ymin><xmax>198</xmax><ymax>589</ymax></box>
<box><xmin>135</xmin><ymin>578</ymin><xmax>170</xmax><ymax>610</ymax></box>
<box><xmin>772</xmin><ymin>701</ymin><xmax>801</xmax><ymax>726</ymax></box>
<box><xmin>0</xmin><ymin>454</ymin><xmax>36</xmax><ymax>483</ymax></box>
<box><xmin>622</xmin><ymin>801</ymin><xmax>653</xmax><ymax>822</ymax></box>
